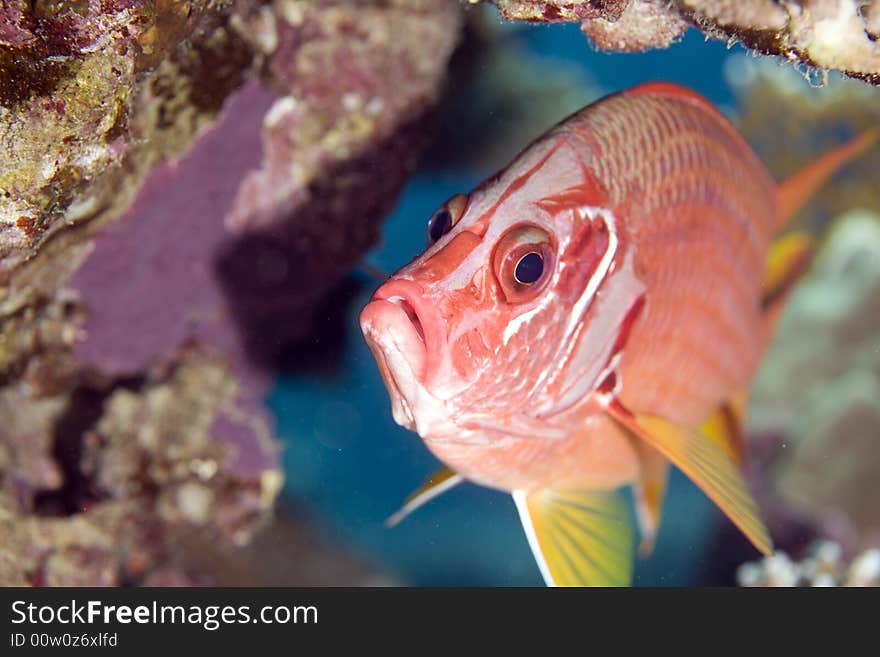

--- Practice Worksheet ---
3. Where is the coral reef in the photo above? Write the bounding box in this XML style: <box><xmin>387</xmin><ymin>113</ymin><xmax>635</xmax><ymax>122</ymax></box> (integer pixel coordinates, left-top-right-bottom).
<box><xmin>0</xmin><ymin>0</ymin><xmax>248</xmax><ymax>272</ymax></box>
<box><xmin>0</xmin><ymin>0</ymin><xmax>462</xmax><ymax>585</ymax></box>
<box><xmin>484</xmin><ymin>1</ymin><xmax>880</xmax><ymax>84</ymax></box>
<box><xmin>738</xmin><ymin>541</ymin><xmax>880</xmax><ymax>586</ymax></box>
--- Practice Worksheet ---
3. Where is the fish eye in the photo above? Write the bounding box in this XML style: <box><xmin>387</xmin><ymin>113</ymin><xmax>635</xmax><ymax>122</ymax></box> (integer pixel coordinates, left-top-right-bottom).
<box><xmin>427</xmin><ymin>208</ymin><xmax>452</xmax><ymax>244</ymax></box>
<box><xmin>426</xmin><ymin>194</ymin><xmax>468</xmax><ymax>246</ymax></box>
<box><xmin>493</xmin><ymin>224</ymin><xmax>554</xmax><ymax>303</ymax></box>
<box><xmin>514</xmin><ymin>252</ymin><xmax>544</xmax><ymax>284</ymax></box>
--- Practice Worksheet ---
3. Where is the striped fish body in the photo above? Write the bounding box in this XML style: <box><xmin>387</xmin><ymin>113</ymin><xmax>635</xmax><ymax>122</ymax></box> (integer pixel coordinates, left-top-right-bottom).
<box><xmin>581</xmin><ymin>85</ymin><xmax>777</xmax><ymax>429</ymax></box>
<box><xmin>361</xmin><ymin>82</ymin><xmax>872</xmax><ymax>584</ymax></box>
<box><xmin>368</xmin><ymin>85</ymin><xmax>775</xmax><ymax>492</ymax></box>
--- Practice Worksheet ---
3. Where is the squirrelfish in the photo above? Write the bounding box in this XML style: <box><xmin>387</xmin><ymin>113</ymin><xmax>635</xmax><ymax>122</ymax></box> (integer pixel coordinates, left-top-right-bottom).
<box><xmin>360</xmin><ymin>83</ymin><xmax>875</xmax><ymax>586</ymax></box>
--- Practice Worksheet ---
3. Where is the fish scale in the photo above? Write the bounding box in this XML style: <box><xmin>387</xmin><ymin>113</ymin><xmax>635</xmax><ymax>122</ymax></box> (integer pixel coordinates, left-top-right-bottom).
<box><xmin>560</xmin><ymin>92</ymin><xmax>776</xmax><ymax>424</ymax></box>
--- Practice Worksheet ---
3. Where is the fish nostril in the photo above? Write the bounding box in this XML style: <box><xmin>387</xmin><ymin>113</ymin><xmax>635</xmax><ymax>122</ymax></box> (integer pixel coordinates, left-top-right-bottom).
<box><xmin>387</xmin><ymin>296</ymin><xmax>425</xmax><ymax>344</ymax></box>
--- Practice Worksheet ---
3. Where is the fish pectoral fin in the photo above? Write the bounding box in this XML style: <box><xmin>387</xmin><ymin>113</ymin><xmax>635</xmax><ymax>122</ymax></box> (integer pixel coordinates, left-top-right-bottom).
<box><xmin>607</xmin><ymin>403</ymin><xmax>773</xmax><ymax>556</ymax></box>
<box><xmin>699</xmin><ymin>392</ymin><xmax>748</xmax><ymax>470</ymax></box>
<box><xmin>513</xmin><ymin>488</ymin><xmax>633</xmax><ymax>587</ymax></box>
<box><xmin>631</xmin><ymin>444</ymin><xmax>669</xmax><ymax>556</ymax></box>
<box><xmin>385</xmin><ymin>467</ymin><xmax>463</xmax><ymax>528</ymax></box>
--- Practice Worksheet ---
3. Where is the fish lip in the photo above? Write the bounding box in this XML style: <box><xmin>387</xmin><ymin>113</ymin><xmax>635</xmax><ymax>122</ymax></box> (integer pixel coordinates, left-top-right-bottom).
<box><xmin>360</xmin><ymin>279</ymin><xmax>441</xmax><ymax>428</ymax></box>
<box><xmin>361</xmin><ymin>324</ymin><xmax>417</xmax><ymax>429</ymax></box>
<box><xmin>368</xmin><ymin>278</ymin><xmax>441</xmax><ymax>380</ymax></box>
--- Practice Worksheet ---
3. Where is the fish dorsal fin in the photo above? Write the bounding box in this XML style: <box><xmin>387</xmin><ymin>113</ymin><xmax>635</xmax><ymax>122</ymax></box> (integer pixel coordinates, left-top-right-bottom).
<box><xmin>631</xmin><ymin>442</ymin><xmax>669</xmax><ymax>556</ymax></box>
<box><xmin>513</xmin><ymin>488</ymin><xmax>633</xmax><ymax>587</ymax></box>
<box><xmin>385</xmin><ymin>467</ymin><xmax>463</xmax><ymax>528</ymax></box>
<box><xmin>699</xmin><ymin>394</ymin><xmax>748</xmax><ymax>470</ymax></box>
<box><xmin>607</xmin><ymin>404</ymin><xmax>772</xmax><ymax>556</ymax></box>
<box><xmin>776</xmin><ymin>128</ymin><xmax>878</xmax><ymax>230</ymax></box>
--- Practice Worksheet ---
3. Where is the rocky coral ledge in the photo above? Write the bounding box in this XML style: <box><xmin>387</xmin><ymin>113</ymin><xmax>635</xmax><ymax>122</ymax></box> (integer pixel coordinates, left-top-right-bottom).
<box><xmin>483</xmin><ymin>0</ymin><xmax>880</xmax><ymax>85</ymax></box>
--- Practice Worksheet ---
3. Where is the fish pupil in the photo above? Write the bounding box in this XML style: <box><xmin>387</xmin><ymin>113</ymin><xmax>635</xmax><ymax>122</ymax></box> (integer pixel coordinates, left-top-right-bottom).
<box><xmin>427</xmin><ymin>208</ymin><xmax>452</xmax><ymax>244</ymax></box>
<box><xmin>514</xmin><ymin>251</ymin><xmax>544</xmax><ymax>284</ymax></box>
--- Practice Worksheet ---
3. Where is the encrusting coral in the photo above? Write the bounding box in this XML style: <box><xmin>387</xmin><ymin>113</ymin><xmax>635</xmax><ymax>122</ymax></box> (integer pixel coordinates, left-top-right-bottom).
<box><xmin>483</xmin><ymin>0</ymin><xmax>880</xmax><ymax>84</ymax></box>
<box><xmin>738</xmin><ymin>541</ymin><xmax>880</xmax><ymax>586</ymax></box>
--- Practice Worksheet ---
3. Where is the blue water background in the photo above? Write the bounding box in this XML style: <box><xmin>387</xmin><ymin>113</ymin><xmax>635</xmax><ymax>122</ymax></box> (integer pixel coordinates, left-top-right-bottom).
<box><xmin>270</xmin><ymin>20</ymin><xmax>747</xmax><ymax>585</ymax></box>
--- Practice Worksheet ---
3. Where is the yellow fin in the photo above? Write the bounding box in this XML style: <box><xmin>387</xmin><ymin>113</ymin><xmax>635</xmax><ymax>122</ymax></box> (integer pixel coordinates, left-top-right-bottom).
<box><xmin>513</xmin><ymin>488</ymin><xmax>633</xmax><ymax>587</ymax></box>
<box><xmin>608</xmin><ymin>405</ymin><xmax>772</xmax><ymax>556</ymax></box>
<box><xmin>385</xmin><ymin>467</ymin><xmax>463</xmax><ymax>528</ymax></box>
<box><xmin>632</xmin><ymin>444</ymin><xmax>669</xmax><ymax>556</ymax></box>
<box><xmin>699</xmin><ymin>394</ymin><xmax>748</xmax><ymax>470</ymax></box>
<box><xmin>762</xmin><ymin>230</ymin><xmax>814</xmax><ymax>325</ymax></box>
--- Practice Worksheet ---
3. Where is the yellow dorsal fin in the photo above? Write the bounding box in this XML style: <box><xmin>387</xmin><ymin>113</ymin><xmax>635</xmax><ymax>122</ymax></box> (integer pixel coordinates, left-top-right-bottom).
<box><xmin>385</xmin><ymin>467</ymin><xmax>463</xmax><ymax>528</ymax></box>
<box><xmin>631</xmin><ymin>442</ymin><xmax>669</xmax><ymax>556</ymax></box>
<box><xmin>699</xmin><ymin>393</ymin><xmax>748</xmax><ymax>470</ymax></box>
<box><xmin>513</xmin><ymin>488</ymin><xmax>633</xmax><ymax>587</ymax></box>
<box><xmin>776</xmin><ymin>128</ymin><xmax>878</xmax><ymax>230</ymax></box>
<box><xmin>607</xmin><ymin>404</ymin><xmax>772</xmax><ymax>556</ymax></box>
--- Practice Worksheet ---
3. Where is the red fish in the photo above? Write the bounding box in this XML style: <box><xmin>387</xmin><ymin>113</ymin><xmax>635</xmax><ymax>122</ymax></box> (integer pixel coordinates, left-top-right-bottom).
<box><xmin>360</xmin><ymin>83</ymin><xmax>875</xmax><ymax>586</ymax></box>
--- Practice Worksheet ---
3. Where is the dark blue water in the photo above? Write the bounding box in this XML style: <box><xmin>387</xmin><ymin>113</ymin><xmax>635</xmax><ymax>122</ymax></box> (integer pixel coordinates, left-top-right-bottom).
<box><xmin>269</xmin><ymin>20</ymin><xmax>744</xmax><ymax>585</ymax></box>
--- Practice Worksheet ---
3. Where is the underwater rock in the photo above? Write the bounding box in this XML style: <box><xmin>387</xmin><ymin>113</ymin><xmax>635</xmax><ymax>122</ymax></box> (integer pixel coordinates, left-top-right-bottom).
<box><xmin>579</xmin><ymin>0</ymin><xmax>689</xmax><ymax>51</ymax></box>
<box><xmin>0</xmin><ymin>347</ymin><xmax>280</xmax><ymax>586</ymax></box>
<box><xmin>218</xmin><ymin>0</ymin><xmax>463</xmax><ymax>363</ymax></box>
<box><xmin>737</xmin><ymin>541</ymin><xmax>880</xmax><ymax>586</ymax></box>
<box><xmin>0</xmin><ymin>0</ymin><xmax>462</xmax><ymax>585</ymax></box>
<box><xmin>485</xmin><ymin>0</ymin><xmax>880</xmax><ymax>84</ymax></box>
<box><xmin>0</xmin><ymin>0</ymin><xmax>248</xmax><ymax>273</ymax></box>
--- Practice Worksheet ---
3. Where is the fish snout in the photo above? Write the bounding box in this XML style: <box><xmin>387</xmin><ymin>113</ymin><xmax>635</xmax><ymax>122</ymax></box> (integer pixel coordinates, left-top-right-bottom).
<box><xmin>360</xmin><ymin>279</ymin><xmax>443</xmax><ymax>384</ymax></box>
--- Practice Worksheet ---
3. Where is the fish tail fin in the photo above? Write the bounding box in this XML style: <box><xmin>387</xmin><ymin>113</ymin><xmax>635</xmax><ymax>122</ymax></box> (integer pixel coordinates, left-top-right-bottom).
<box><xmin>775</xmin><ymin>128</ymin><xmax>878</xmax><ymax>231</ymax></box>
<box><xmin>513</xmin><ymin>488</ymin><xmax>633</xmax><ymax>586</ymax></box>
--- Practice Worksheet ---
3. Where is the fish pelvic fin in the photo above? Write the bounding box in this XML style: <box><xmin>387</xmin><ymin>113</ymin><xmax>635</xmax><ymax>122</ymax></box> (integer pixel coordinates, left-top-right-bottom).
<box><xmin>607</xmin><ymin>403</ymin><xmax>773</xmax><ymax>556</ymax></box>
<box><xmin>633</xmin><ymin>392</ymin><xmax>749</xmax><ymax>555</ymax></box>
<box><xmin>513</xmin><ymin>488</ymin><xmax>633</xmax><ymax>587</ymax></box>
<box><xmin>776</xmin><ymin>128</ymin><xmax>878</xmax><ymax>231</ymax></box>
<box><xmin>385</xmin><ymin>467</ymin><xmax>463</xmax><ymax>528</ymax></box>
<box><xmin>631</xmin><ymin>442</ymin><xmax>669</xmax><ymax>556</ymax></box>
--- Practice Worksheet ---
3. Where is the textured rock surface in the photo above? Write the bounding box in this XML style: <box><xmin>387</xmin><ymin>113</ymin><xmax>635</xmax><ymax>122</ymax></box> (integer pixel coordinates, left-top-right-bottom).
<box><xmin>0</xmin><ymin>0</ymin><xmax>462</xmax><ymax>585</ymax></box>
<box><xmin>0</xmin><ymin>0</ymin><xmax>247</xmax><ymax>272</ymax></box>
<box><xmin>485</xmin><ymin>0</ymin><xmax>880</xmax><ymax>84</ymax></box>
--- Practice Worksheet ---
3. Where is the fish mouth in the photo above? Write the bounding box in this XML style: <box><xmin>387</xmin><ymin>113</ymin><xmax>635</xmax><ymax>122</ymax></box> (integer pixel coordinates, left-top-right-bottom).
<box><xmin>387</xmin><ymin>296</ymin><xmax>426</xmax><ymax>344</ymax></box>
<box><xmin>360</xmin><ymin>279</ymin><xmax>438</xmax><ymax>428</ymax></box>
